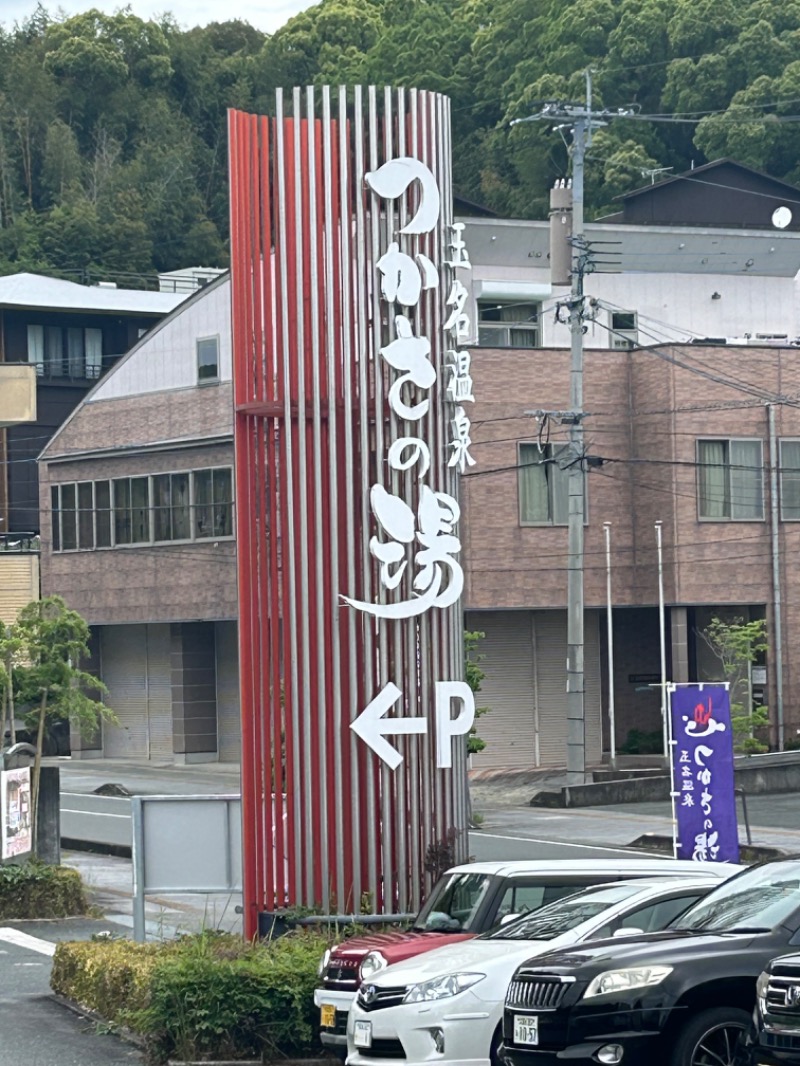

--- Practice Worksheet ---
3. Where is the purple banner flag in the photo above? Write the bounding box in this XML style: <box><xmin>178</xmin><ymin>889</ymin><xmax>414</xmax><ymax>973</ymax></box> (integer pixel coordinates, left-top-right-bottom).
<box><xmin>669</xmin><ymin>684</ymin><xmax>739</xmax><ymax>865</ymax></box>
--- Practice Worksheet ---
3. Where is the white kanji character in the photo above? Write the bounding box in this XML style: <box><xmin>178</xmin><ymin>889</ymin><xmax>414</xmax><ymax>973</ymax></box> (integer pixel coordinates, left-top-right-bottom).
<box><xmin>448</xmin><ymin>407</ymin><xmax>476</xmax><ymax>474</ymax></box>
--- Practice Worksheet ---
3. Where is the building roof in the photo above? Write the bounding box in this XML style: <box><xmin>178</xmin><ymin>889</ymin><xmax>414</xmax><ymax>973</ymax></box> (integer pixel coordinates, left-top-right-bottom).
<box><xmin>461</xmin><ymin>216</ymin><xmax>800</xmax><ymax>277</ymax></box>
<box><xmin>616</xmin><ymin>158</ymin><xmax>800</xmax><ymax>204</ymax></box>
<box><xmin>0</xmin><ymin>272</ymin><xmax>188</xmax><ymax>316</ymax></box>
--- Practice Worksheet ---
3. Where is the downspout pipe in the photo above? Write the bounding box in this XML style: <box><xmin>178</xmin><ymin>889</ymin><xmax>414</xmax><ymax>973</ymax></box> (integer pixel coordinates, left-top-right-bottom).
<box><xmin>768</xmin><ymin>403</ymin><xmax>785</xmax><ymax>750</ymax></box>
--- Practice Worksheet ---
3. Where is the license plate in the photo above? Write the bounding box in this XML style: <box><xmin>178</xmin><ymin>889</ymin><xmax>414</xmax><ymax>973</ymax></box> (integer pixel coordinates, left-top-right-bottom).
<box><xmin>320</xmin><ymin>1004</ymin><xmax>336</xmax><ymax>1028</ymax></box>
<box><xmin>354</xmin><ymin>1020</ymin><xmax>372</xmax><ymax>1049</ymax></box>
<box><xmin>514</xmin><ymin>1014</ymin><xmax>539</xmax><ymax>1046</ymax></box>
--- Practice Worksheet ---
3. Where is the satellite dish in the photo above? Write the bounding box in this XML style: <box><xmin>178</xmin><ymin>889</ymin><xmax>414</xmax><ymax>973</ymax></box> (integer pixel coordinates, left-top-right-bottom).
<box><xmin>772</xmin><ymin>205</ymin><xmax>792</xmax><ymax>229</ymax></box>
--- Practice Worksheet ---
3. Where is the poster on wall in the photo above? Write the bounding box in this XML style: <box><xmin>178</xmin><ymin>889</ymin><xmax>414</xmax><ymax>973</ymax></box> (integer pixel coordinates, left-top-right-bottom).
<box><xmin>669</xmin><ymin>684</ymin><xmax>739</xmax><ymax>864</ymax></box>
<box><xmin>1</xmin><ymin>767</ymin><xmax>32</xmax><ymax>860</ymax></box>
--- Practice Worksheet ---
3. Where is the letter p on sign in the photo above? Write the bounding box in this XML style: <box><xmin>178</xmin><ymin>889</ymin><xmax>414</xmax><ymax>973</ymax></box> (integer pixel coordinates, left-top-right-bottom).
<box><xmin>435</xmin><ymin>682</ymin><xmax>475</xmax><ymax>768</ymax></box>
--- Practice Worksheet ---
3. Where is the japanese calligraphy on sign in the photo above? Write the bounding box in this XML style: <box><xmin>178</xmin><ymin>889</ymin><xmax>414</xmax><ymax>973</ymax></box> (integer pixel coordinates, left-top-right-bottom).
<box><xmin>669</xmin><ymin>684</ymin><xmax>739</xmax><ymax>864</ymax></box>
<box><xmin>342</xmin><ymin>157</ymin><xmax>475</xmax><ymax>620</ymax></box>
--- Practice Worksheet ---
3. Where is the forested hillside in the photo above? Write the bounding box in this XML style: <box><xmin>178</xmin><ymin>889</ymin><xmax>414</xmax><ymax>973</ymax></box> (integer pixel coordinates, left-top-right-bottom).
<box><xmin>2</xmin><ymin>0</ymin><xmax>799</xmax><ymax>281</ymax></box>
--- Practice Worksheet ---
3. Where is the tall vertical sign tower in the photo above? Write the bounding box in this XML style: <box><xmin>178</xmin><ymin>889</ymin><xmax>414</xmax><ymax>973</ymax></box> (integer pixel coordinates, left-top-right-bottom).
<box><xmin>229</xmin><ymin>88</ymin><xmax>475</xmax><ymax>938</ymax></box>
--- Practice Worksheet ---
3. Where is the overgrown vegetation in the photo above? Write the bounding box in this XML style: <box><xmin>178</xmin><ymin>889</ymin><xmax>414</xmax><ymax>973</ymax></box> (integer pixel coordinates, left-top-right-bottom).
<box><xmin>51</xmin><ymin>930</ymin><xmax>333</xmax><ymax>1063</ymax></box>
<box><xmin>3</xmin><ymin>0</ymin><xmax>800</xmax><ymax>280</ymax></box>
<box><xmin>701</xmin><ymin>615</ymin><xmax>769</xmax><ymax>754</ymax></box>
<box><xmin>619</xmin><ymin>728</ymin><xmax>664</xmax><ymax>756</ymax></box>
<box><xmin>464</xmin><ymin>629</ymin><xmax>490</xmax><ymax>756</ymax></box>
<box><xmin>0</xmin><ymin>861</ymin><xmax>87</xmax><ymax>919</ymax></box>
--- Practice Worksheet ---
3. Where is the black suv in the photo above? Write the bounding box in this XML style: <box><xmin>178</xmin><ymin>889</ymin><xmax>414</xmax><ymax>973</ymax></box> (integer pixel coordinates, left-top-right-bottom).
<box><xmin>738</xmin><ymin>951</ymin><xmax>800</xmax><ymax>1066</ymax></box>
<box><xmin>502</xmin><ymin>857</ymin><xmax>800</xmax><ymax>1066</ymax></box>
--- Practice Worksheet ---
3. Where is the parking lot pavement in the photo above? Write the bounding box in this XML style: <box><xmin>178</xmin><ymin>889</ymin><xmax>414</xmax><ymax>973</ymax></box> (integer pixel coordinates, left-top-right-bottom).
<box><xmin>0</xmin><ymin>921</ymin><xmax>142</xmax><ymax>1066</ymax></box>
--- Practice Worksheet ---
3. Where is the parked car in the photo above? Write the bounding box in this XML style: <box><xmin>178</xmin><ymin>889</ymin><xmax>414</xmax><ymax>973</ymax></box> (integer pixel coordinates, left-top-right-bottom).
<box><xmin>315</xmin><ymin>857</ymin><xmax>741</xmax><ymax>1052</ymax></box>
<box><xmin>501</xmin><ymin>856</ymin><xmax>800</xmax><ymax>1066</ymax></box>
<box><xmin>737</xmin><ymin>951</ymin><xmax>800</xmax><ymax>1066</ymax></box>
<box><xmin>2</xmin><ymin>718</ymin><xmax>69</xmax><ymax>757</ymax></box>
<box><xmin>345</xmin><ymin>876</ymin><xmax>720</xmax><ymax>1066</ymax></box>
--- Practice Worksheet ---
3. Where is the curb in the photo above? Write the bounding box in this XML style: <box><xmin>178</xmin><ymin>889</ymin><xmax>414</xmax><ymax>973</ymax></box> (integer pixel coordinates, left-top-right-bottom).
<box><xmin>627</xmin><ymin>833</ymin><xmax>788</xmax><ymax>863</ymax></box>
<box><xmin>51</xmin><ymin>993</ymin><xmax>146</xmax><ymax>1049</ymax></box>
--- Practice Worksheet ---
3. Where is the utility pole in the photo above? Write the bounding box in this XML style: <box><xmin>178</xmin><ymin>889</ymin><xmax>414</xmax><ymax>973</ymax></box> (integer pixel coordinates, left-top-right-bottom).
<box><xmin>513</xmin><ymin>77</ymin><xmax>624</xmax><ymax>785</ymax></box>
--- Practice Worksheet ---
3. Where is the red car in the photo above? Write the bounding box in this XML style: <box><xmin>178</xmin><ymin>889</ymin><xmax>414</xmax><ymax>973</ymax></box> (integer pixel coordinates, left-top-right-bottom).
<box><xmin>313</xmin><ymin>856</ymin><xmax>741</xmax><ymax>1053</ymax></box>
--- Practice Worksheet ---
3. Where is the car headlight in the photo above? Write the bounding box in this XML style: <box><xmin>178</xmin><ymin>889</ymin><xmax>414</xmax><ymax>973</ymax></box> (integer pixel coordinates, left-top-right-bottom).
<box><xmin>360</xmin><ymin>952</ymin><xmax>388</xmax><ymax>981</ymax></box>
<box><xmin>403</xmin><ymin>972</ymin><xmax>486</xmax><ymax>1003</ymax></box>
<box><xmin>583</xmin><ymin>966</ymin><xmax>673</xmax><ymax>1000</ymax></box>
<box><xmin>756</xmin><ymin>970</ymin><xmax>770</xmax><ymax>1006</ymax></box>
<box><xmin>318</xmin><ymin>948</ymin><xmax>332</xmax><ymax>977</ymax></box>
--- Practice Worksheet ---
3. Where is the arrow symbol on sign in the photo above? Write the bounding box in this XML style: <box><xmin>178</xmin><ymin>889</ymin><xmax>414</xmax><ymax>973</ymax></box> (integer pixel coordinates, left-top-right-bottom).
<box><xmin>351</xmin><ymin>682</ymin><xmax>427</xmax><ymax>770</ymax></box>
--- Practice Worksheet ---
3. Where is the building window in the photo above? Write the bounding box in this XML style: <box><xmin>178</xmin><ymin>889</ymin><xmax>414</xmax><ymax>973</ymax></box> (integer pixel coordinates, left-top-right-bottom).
<box><xmin>77</xmin><ymin>482</ymin><xmax>94</xmax><ymax>549</ymax></box>
<box><xmin>50</xmin><ymin>486</ymin><xmax>60</xmax><ymax>551</ymax></box>
<box><xmin>477</xmin><ymin>301</ymin><xmax>539</xmax><ymax>348</ymax></box>
<box><xmin>518</xmin><ymin>442</ymin><xmax>571</xmax><ymax>525</ymax></box>
<box><xmin>197</xmin><ymin>336</ymin><xmax>219</xmax><ymax>383</ymax></box>
<box><xmin>697</xmin><ymin>438</ymin><xmax>763</xmax><ymax>520</ymax></box>
<box><xmin>51</xmin><ymin>467</ymin><xmax>234</xmax><ymax>550</ymax></box>
<box><xmin>27</xmin><ymin>325</ymin><xmax>103</xmax><ymax>379</ymax></box>
<box><xmin>152</xmin><ymin>472</ymin><xmax>191</xmax><ymax>541</ymax></box>
<box><xmin>95</xmin><ymin>481</ymin><xmax>112</xmax><ymax>547</ymax></box>
<box><xmin>780</xmin><ymin>439</ymin><xmax>800</xmax><ymax>520</ymax></box>
<box><xmin>193</xmin><ymin>468</ymin><xmax>232</xmax><ymax>538</ymax></box>
<box><xmin>609</xmin><ymin>311</ymin><xmax>638</xmax><ymax>349</ymax></box>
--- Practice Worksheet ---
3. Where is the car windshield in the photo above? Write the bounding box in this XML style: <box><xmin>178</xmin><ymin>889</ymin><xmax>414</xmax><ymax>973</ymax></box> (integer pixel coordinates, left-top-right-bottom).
<box><xmin>484</xmin><ymin>883</ymin><xmax>646</xmax><ymax>941</ymax></box>
<box><xmin>413</xmin><ymin>872</ymin><xmax>493</xmax><ymax>933</ymax></box>
<box><xmin>673</xmin><ymin>860</ymin><xmax>800</xmax><ymax>933</ymax></box>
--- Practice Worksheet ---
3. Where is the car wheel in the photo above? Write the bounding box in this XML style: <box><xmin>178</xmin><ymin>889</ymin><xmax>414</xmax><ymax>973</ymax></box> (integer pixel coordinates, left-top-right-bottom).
<box><xmin>490</xmin><ymin>1024</ymin><xmax>503</xmax><ymax>1066</ymax></box>
<box><xmin>671</xmin><ymin>1006</ymin><xmax>751</xmax><ymax>1066</ymax></box>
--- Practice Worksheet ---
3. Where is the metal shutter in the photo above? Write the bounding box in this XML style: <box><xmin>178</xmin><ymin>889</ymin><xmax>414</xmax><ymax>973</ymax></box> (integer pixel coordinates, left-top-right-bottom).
<box><xmin>101</xmin><ymin>626</ymin><xmax>148</xmax><ymax>758</ymax></box>
<box><xmin>146</xmin><ymin>624</ymin><xmax>173</xmax><ymax>759</ymax></box>
<box><xmin>466</xmin><ymin>611</ymin><xmax>537</xmax><ymax>770</ymax></box>
<box><xmin>535</xmin><ymin>610</ymin><xmax>603</xmax><ymax>767</ymax></box>
<box><xmin>216</xmin><ymin>621</ymin><xmax>241</xmax><ymax>763</ymax></box>
<box><xmin>584</xmin><ymin>611</ymin><xmax>603</xmax><ymax>764</ymax></box>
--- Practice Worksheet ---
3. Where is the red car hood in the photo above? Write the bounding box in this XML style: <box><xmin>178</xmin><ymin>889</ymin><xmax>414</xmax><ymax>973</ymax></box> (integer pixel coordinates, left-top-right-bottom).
<box><xmin>332</xmin><ymin>929</ymin><xmax>474</xmax><ymax>966</ymax></box>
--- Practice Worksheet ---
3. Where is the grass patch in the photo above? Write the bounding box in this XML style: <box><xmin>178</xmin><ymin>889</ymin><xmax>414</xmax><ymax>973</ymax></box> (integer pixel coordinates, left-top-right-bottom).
<box><xmin>0</xmin><ymin>861</ymin><xmax>88</xmax><ymax>920</ymax></box>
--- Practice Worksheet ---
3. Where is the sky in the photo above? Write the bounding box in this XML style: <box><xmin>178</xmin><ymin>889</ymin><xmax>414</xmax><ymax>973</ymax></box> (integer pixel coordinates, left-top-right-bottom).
<box><xmin>0</xmin><ymin>0</ymin><xmax>317</xmax><ymax>34</ymax></box>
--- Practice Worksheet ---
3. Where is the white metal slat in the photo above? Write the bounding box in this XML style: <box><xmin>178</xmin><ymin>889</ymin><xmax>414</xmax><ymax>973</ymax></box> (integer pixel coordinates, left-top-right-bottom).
<box><xmin>467</xmin><ymin>611</ymin><xmax>537</xmax><ymax>770</ymax></box>
<box><xmin>215</xmin><ymin>621</ymin><xmax>241</xmax><ymax>763</ymax></box>
<box><xmin>146</xmin><ymin>623</ymin><xmax>173</xmax><ymax>759</ymax></box>
<box><xmin>101</xmin><ymin>625</ymin><xmax>148</xmax><ymax>758</ymax></box>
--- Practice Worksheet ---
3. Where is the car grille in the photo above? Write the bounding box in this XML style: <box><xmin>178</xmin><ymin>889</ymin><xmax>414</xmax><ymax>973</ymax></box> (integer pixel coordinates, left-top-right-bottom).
<box><xmin>357</xmin><ymin>985</ymin><xmax>408</xmax><ymax>1012</ymax></box>
<box><xmin>356</xmin><ymin>1037</ymin><xmax>406</xmax><ymax>1059</ymax></box>
<box><xmin>762</xmin><ymin>1032</ymin><xmax>800</xmax><ymax>1050</ymax></box>
<box><xmin>322</xmin><ymin>1010</ymin><xmax>348</xmax><ymax>1036</ymax></box>
<box><xmin>324</xmin><ymin>956</ymin><xmax>361</xmax><ymax>988</ymax></box>
<box><xmin>766</xmin><ymin>974</ymin><xmax>800</xmax><ymax>1013</ymax></box>
<box><xmin>506</xmin><ymin>976</ymin><xmax>572</xmax><ymax>1012</ymax></box>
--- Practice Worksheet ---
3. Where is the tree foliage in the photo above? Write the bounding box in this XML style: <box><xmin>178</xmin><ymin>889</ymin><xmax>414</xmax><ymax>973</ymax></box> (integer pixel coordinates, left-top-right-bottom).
<box><xmin>700</xmin><ymin>615</ymin><xmax>769</xmax><ymax>755</ymax></box>
<box><xmin>2</xmin><ymin>0</ymin><xmax>800</xmax><ymax>279</ymax></box>
<box><xmin>12</xmin><ymin>595</ymin><xmax>111</xmax><ymax>825</ymax></box>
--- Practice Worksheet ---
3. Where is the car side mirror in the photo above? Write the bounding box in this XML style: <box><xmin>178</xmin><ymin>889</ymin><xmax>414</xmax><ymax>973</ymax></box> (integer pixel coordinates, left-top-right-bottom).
<box><xmin>500</xmin><ymin>913</ymin><xmax>521</xmax><ymax>927</ymax></box>
<box><xmin>613</xmin><ymin>927</ymin><xmax>644</xmax><ymax>938</ymax></box>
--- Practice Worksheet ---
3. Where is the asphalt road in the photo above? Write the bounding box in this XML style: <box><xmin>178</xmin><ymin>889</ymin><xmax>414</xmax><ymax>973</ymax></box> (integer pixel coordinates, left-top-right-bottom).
<box><xmin>0</xmin><ymin>922</ymin><xmax>142</xmax><ymax>1066</ymax></box>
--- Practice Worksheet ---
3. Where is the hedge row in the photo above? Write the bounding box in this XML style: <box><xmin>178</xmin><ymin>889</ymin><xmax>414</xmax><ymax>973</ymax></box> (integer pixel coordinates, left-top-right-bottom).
<box><xmin>0</xmin><ymin>862</ymin><xmax>87</xmax><ymax>920</ymax></box>
<box><xmin>51</xmin><ymin>929</ymin><xmax>334</xmax><ymax>1063</ymax></box>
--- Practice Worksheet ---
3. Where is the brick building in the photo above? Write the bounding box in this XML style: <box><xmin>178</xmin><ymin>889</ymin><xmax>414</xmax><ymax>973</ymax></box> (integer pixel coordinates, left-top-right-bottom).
<box><xmin>39</xmin><ymin>274</ymin><xmax>238</xmax><ymax>762</ymax></box>
<box><xmin>464</xmin><ymin>341</ymin><xmax>794</xmax><ymax>768</ymax></box>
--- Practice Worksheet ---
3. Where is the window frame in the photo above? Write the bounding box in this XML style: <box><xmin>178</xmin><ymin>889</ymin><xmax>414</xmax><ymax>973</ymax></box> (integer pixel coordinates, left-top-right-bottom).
<box><xmin>696</xmin><ymin>436</ymin><xmax>765</xmax><ymax>523</ymax></box>
<box><xmin>779</xmin><ymin>438</ymin><xmax>800</xmax><ymax>521</ymax></box>
<box><xmin>476</xmin><ymin>300</ymin><xmax>540</xmax><ymax>349</ymax></box>
<box><xmin>196</xmin><ymin>335</ymin><xmax>220</xmax><ymax>384</ymax></box>
<box><xmin>518</xmin><ymin>441</ymin><xmax>582</xmax><ymax>527</ymax></box>
<box><xmin>50</xmin><ymin>467</ymin><xmax>235</xmax><ymax>552</ymax></box>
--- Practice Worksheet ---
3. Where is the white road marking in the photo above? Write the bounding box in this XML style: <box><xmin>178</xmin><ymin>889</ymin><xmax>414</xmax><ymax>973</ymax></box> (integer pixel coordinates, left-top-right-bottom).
<box><xmin>475</xmin><ymin>832</ymin><xmax>656</xmax><ymax>856</ymax></box>
<box><xmin>0</xmin><ymin>928</ymin><xmax>56</xmax><ymax>956</ymax></box>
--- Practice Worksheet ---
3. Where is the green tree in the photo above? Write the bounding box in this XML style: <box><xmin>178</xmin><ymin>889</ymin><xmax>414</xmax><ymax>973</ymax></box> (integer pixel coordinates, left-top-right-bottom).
<box><xmin>13</xmin><ymin>596</ymin><xmax>111</xmax><ymax>826</ymax></box>
<box><xmin>464</xmin><ymin>629</ymin><xmax>490</xmax><ymax>757</ymax></box>
<box><xmin>0</xmin><ymin>621</ymin><xmax>25</xmax><ymax>747</ymax></box>
<box><xmin>700</xmin><ymin>615</ymin><xmax>769</xmax><ymax>755</ymax></box>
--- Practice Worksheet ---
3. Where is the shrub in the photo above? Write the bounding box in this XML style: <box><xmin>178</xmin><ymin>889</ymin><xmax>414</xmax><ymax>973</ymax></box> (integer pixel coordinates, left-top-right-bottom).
<box><xmin>619</xmin><ymin>728</ymin><xmax>663</xmax><ymax>756</ymax></box>
<box><xmin>52</xmin><ymin>929</ymin><xmax>333</xmax><ymax>1063</ymax></box>
<box><xmin>0</xmin><ymin>861</ymin><xmax>87</xmax><ymax>919</ymax></box>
